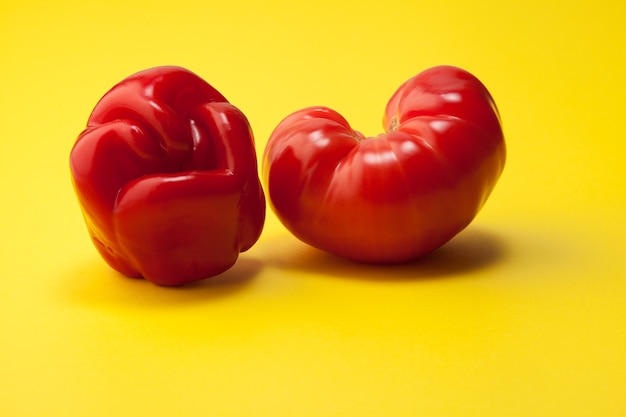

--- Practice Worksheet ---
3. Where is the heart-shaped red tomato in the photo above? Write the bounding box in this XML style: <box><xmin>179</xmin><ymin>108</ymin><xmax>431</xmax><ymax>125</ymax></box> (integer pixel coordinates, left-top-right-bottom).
<box><xmin>263</xmin><ymin>65</ymin><xmax>505</xmax><ymax>263</ymax></box>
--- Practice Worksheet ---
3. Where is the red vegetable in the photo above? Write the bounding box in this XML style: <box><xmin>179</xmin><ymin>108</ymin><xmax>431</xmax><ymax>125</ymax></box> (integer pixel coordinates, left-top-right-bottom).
<box><xmin>70</xmin><ymin>66</ymin><xmax>265</xmax><ymax>286</ymax></box>
<box><xmin>263</xmin><ymin>65</ymin><xmax>505</xmax><ymax>263</ymax></box>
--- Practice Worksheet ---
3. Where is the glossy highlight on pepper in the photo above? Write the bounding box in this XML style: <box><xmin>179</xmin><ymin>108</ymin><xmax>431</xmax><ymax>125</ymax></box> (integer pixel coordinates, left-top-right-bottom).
<box><xmin>70</xmin><ymin>66</ymin><xmax>265</xmax><ymax>286</ymax></box>
<box><xmin>263</xmin><ymin>65</ymin><xmax>506</xmax><ymax>263</ymax></box>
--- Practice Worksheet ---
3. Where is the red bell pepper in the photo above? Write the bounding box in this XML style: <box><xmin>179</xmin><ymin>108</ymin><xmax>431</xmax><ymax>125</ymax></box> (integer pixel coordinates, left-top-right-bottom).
<box><xmin>263</xmin><ymin>65</ymin><xmax>505</xmax><ymax>263</ymax></box>
<box><xmin>70</xmin><ymin>66</ymin><xmax>265</xmax><ymax>286</ymax></box>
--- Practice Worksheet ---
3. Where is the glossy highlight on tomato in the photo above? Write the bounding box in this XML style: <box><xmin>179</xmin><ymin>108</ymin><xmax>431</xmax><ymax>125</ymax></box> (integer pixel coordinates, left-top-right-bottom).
<box><xmin>263</xmin><ymin>65</ymin><xmax>505</xmax><ymax>263</ymax></box>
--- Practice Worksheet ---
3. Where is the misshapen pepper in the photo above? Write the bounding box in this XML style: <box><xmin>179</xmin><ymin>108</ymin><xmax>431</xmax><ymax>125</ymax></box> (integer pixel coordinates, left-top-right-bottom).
<box><xmin>70</xmin><ymin>66</ymin><xmax>265</xmax><ymax>286</ymax></box>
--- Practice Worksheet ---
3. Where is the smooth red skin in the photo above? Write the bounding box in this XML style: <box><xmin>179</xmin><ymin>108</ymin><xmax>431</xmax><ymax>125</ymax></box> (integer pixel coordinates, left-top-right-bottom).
<box><xmin>70</xmin><ymin>66</ymin><xmax>265</xmax><ymax>286</ymax></box>
<box><xmin>263</xmin><ymin>65</ymin><xmax>505</xmax><ymax>263</ymax></box>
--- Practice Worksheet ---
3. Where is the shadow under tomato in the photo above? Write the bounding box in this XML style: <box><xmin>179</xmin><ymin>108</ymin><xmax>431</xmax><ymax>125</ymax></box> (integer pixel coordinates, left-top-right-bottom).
<box><xmin>263</xmin><ymin>226</ymin><xmax>508</xmax><ymax>281</ymax></box>
<box><xmin>61</xmin><ymin>255</ymin><xmax>263</xmax><ymax>308</ymax></box>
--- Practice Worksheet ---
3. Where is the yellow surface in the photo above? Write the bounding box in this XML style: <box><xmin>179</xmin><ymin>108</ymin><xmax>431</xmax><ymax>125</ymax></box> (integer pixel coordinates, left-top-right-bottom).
<box><xmin>1</xmin><ymin>0</ymin><xmax>625</xmax><ymax>415</ymax></box>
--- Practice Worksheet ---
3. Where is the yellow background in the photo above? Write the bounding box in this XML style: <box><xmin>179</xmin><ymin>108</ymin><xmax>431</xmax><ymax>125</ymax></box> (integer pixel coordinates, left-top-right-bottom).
<box><xmin>1</xmin><ymin>0</ymin><xmax>625</xmax><ymax>415</ymax></box>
